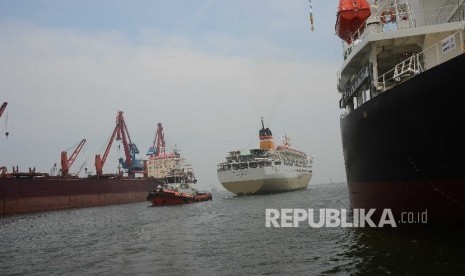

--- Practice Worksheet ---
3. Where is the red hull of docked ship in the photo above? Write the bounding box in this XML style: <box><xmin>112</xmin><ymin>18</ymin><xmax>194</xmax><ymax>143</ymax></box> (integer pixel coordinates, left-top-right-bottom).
<box><xmin>0</xmin><ymin>177</ymin><xmax>162</xmax><ymax>216</ymax></box>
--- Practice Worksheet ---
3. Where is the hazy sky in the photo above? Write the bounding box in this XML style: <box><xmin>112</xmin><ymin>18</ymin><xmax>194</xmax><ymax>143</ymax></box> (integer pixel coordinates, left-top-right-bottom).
<box><xmin>0</xmin><ymin>0</ymin><xmax>346</xmax><ymax>189</ymax></box>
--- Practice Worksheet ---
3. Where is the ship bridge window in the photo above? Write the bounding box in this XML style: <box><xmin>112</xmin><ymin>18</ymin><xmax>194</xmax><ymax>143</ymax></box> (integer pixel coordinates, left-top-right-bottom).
<box><xmin>274</xmin><ymin>161</ymin><xmax>282</xmax><ymax>165</ymax></box>
<box><xmin>258</xmin><ymin>161</ymin><xmax>265</xmax><ymax>167</ymax></box>
<box><xmin>265</xmin><ymin>161</ymin><xmax>272</xmax><ymax>167</ymax></box>
<box><xmin>249</xmin><ymin>162</ymin><xmax>257</xmax><ymax>168</ymax></box>
<box><xmin>232</xmin><ymin>164</ymin><xmax>240</xmax><ymax>170</ymax></box>
<box><xmin>240</xmin><ymin>163</ymin><xmax>248</xmax><ymax>169</ymax></box>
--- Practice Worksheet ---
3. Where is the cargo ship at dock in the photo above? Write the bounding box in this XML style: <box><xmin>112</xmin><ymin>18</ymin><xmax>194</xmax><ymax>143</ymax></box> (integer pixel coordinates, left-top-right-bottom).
<box><xmin>335</xmin><ymin>0</ymin><xmax>465</xmax><ymax>223</ymax></box>
<box><xmin>0</xmin><ymin>173</ymin><xmax>160</xmax><ymax>216</ymax></box>
<box><xmin>217</xmin><ymin>118</ymin><xmax>313</xmax><ymax>195</ymax></box>
<box><xmin>0</xmin><ymin>110</ymin><xmax>162</xmax><ymax>216</ymax></box>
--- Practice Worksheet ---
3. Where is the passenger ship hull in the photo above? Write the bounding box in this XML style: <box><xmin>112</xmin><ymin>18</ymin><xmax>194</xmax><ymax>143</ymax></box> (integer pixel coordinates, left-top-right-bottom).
<box><xmin>218</xmin><ymin>166</ymin><xmax>311</xmax><ymax>195</ymax></box>
<box><xmin>341</xmin><ymin>53</ymin><xmax>465</xmax><ymax>223</ymax></box>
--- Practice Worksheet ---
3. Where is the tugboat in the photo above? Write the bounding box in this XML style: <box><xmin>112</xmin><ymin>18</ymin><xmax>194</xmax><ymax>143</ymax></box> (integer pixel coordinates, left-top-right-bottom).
<box><xmin>145</xmin><ymin>122</ymin><xmax>212</xmax><ymax>206</ymax></box>
<box><xmin>146</xmin><ymin>168</ymin><xmax>212</xmax><ymax>206</ymax></box>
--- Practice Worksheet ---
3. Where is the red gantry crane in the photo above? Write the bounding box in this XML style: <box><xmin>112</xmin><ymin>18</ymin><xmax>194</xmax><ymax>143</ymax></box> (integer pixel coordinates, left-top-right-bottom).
<box><xmin>61</xmin><ymin>139</ymin><xmax>86</xmax><ymax>177</ymax></box>
<box><xmin>95</xmin><ymin>111</ymin><xmax>143</xmax><ymax>178</ymax></box>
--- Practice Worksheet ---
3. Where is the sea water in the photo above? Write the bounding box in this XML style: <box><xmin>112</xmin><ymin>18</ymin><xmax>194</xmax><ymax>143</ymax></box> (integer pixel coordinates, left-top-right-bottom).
<box><xmin>1</xmin><ymin>183</ymin><xmax>465</xmax><ymax>275</ymax></box>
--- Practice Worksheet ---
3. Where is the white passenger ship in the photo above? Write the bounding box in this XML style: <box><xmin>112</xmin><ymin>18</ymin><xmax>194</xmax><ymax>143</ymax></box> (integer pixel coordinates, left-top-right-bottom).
<box><xmin>217</xmin><ymin>119</ymin><xmax>313</xmax><ymax>195</ymax></box>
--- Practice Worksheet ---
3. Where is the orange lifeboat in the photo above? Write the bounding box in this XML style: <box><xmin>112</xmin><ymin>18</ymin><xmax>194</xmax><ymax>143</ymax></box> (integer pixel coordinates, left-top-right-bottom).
<box><xmin>335</xmin><ymin>0</ymin><xmax>371</xmax><ymax>44</ymax></box>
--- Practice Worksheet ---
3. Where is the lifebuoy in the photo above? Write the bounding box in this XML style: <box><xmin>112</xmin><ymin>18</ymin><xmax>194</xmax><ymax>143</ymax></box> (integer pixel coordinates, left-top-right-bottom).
<box><xmin>381</xmin><ymin>10</ymin><xmax>396</xmax><ymax>24</ymax></box>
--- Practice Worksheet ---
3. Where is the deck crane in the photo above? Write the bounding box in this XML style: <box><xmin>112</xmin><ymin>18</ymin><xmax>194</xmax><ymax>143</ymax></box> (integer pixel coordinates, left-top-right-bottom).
<box><xmin>95</xmin><ymin>111</ymin><xmax>143</xmax><ymax>178</ymax></box>
<box><xmin>147</xmin><ymin>122</ymin><xmax>167</xmax><ymax>157</ymax></box>
<box><xmin>61</xmin><ymin>139</ymin><xmax>86</xmax><ymax>177</ymax></box>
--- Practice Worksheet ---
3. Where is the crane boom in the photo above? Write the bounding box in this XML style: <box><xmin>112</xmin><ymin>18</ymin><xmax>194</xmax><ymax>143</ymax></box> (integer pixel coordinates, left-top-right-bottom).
<box><xmin>95</xmin><ymin>123</ymin><xmax>119</xmax><ymax>176</ymax></box>
<box><xmin>0</xmin><ymin>102</ymin><xmax>7</xmax><ymax>118</ymax></box>
<box><xmin>117</xmin><ymin>112</ymin><xmax>133</xmax><ymax>167</ymax></box>
<box><xmin>153</xmin><ymin>122</ymin><xmax>166</xmax><ymax>156</ymax></box>
<box><xmin>95</xmin><ymin>111</ymin><xmax>142</xmax><ymax>177</ymax></box>
<box><xmin>61</xmin><ymin>138</ymin><xmax>86</xmax><ymax>177</ymax></box>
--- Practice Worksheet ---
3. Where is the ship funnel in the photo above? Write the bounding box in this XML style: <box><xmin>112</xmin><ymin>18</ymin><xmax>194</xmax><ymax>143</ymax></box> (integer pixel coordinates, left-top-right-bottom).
<box><xmin>259</xmin><ymin>117</ymin><xmax>275</xmax><ymax>150</ymax></box>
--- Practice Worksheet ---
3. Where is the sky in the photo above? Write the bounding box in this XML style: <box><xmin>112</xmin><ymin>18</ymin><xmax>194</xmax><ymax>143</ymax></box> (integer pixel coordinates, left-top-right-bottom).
<box><xmin>0</xmin><ymin>0</ymin><xmax>346</xmax><ymax>190</ymax></box>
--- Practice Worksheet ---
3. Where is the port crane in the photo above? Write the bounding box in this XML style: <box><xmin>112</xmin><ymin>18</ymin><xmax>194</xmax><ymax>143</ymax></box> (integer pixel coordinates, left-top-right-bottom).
<box><xmin>95</xmin><ymin>111</ymin><xmax>143</xmax><ymax>178</ymax></box>
<box><xmin>147</xmin><ymin>122</ymin><xmax>167</xmax><ymax>157</ymax></box>
<box><xmin>61</xmin><ymin>139</ymin><xmax>86</xmax><ymax>177</ymax></box>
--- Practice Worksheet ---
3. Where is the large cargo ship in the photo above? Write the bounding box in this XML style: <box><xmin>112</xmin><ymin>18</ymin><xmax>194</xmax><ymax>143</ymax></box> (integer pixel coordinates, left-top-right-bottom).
<box><xmin>335</xmin><ymin>0</ymin><xmax>465</xmax><ymax>222</ymax></box>
<box><xmin>0</xmin><ymin>173</ymin><xmax>160</xmax><ymax>215</ymax></box>
<box><xmin>0</xmin><ymin>110</ymin><xmax>162</xmax><ymax>216</ymax></box>
<box><xmin>217</xmin><ymin>118</ymin><xmax>313</xmax><ymax>195</ymax></box>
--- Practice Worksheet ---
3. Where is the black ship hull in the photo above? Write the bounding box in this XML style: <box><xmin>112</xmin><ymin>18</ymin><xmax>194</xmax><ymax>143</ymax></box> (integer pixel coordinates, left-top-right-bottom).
<box><xmin>341</xmin><ymin>53</ymin><xmax>465</xmax><ymax>223</ymax></box>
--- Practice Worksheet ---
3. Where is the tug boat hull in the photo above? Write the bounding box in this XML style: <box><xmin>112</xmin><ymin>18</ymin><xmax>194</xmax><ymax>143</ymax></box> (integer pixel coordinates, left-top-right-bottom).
<box><xmin>147</xmin><ymin>188</ymin><xmax>212</xmax><ymax>206</ymax></box>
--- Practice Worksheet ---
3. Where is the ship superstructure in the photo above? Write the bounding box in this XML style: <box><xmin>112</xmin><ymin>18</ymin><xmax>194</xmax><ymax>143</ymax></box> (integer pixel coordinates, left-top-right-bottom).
<box><xmin>217</xmin><ymin>118</ymin><xmax>313</xmax><ymax>195</ymax></box>
<box><xmin>335</xmin><ymin>0</ymin><xmax>465</xmax><ymax>222</ymax></box>
<box><xmin>145</xmin><ymin>123</ymin><xmax>192</xmax><ymax>180</ymax></box>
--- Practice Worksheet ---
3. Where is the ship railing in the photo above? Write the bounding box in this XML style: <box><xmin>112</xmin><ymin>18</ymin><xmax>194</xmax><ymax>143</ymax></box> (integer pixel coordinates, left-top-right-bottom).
<box><xmin>376</xmin><ymin>29</ymin><xmax>464</xmax><ymax>92</ymax></box>
<box><xmin>342</xmin><ymin>3</ymin><xmax>465</xmax><ymax>61</ymax></box>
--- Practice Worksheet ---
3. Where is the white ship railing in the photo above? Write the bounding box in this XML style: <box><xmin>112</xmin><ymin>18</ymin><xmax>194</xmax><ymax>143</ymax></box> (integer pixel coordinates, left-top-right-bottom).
<box><xmin>342</xmin><ymin>2</ymin><xmax>465</xmax><ymax>60</ymax></box>
<box><xmin>376</xmin><ymin>29</ymin><xmax>464</xmax><ymax>92</ymax></box>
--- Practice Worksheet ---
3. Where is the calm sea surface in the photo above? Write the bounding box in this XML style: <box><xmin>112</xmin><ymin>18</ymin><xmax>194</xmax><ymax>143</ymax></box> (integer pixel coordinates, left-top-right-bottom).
<box><xmin>1</xmin><ymin>182</ymin><xmax>465</xmax><ymax>275</ymax></box>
